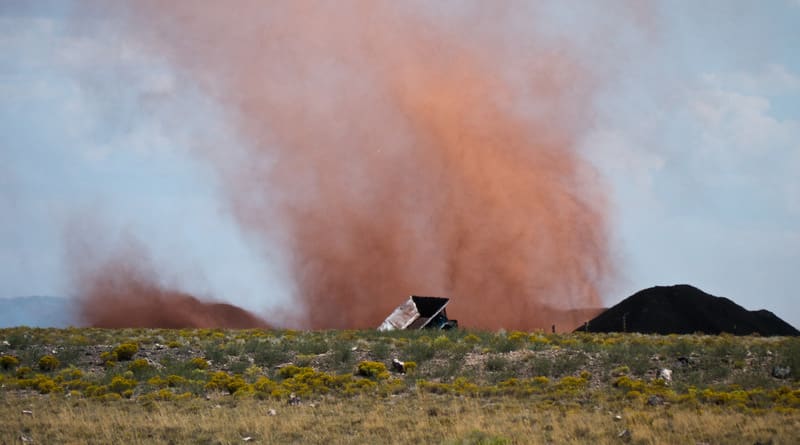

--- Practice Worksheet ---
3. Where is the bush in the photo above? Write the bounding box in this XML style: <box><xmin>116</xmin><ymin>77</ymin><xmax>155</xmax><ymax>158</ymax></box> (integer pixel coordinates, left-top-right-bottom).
<box><xmin>433</xmin><ymin>336</ymin><xmax>453</xmax><ymax>350</ymax></box>
<box><xmin>128</xmin><ymin>358</ymin><xmax>151</xmax><ymax>375</ymax></box>
<box><xmin>205</xmin><ymin>371</ymin><xmax>248</xmax><ymax>394</ymax></box>
<box><xmin>108</xmin><ymin>376</ymin><xmax>137</xmax><ymax>394</ymax></box>
<box><xmin>463</xmin><ymin>334</ymin><xmax>481</xmax><ymax>344</ymax></box>
<box><xmin>404</xmin><ymin>339</ymin><xmax>435</xmax><ymax>362</ymax></box>
<box><xmin>611</xmin><ymin>365</ymin><xmax>630</xmax><ymax>377</ymax></box>
<box><xmin>555</xmin><ymin>376</ymin><xmax>588</xmax><ymax>394</ymax></box>
<box><xmin>29</xmin><ymin>375</ymin><xmax>59</xmax><ymax>394</ymax></box>
<box><xmin>253</xmin><ymin>376</ymin><xmax>276</xmax><ymax>394</ymax></box>
<box><xmin>0</xmin><ymin>355</ymin><xmax>20</xmax><ymax>370</ymax></box>
<box><xmin>112</xmin><ymin>343</ymin><xmax>139</xmax><ymax>361</ymax></box>
<box><xmin>205</xmin><ymin>371</ymin><xmax>232</xmax><ymax>392</ymax></box>
<box><xmin>277</xmin><ymin>365</ymin><xmax>308</xmax><ymax>379</ymax></box>
<box><xmin>38</xmin><ymin>355</ymin><xmax>60</xmax><ymax>372</ymax></box>
<box><xmin>356</xmin><ymin>361</ymin><xmax>389</xmax><ymax>379</ymax></box>
<box><xmin>485</xmin><ymin>356</ymin><xmax>508</xmax><ymax>372</ymax></box>
<box><xmin>189</xmin><ymin>357</ymin><xmax>209</xmax><ymax>369</ymax></box>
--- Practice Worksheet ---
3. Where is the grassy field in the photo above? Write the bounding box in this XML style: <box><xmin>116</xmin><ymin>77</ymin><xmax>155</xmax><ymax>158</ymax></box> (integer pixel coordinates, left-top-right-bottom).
<box><xmin>1</xmin><ymin>327</ymin><xmax>798</xmax><ymax>444</ymax></box>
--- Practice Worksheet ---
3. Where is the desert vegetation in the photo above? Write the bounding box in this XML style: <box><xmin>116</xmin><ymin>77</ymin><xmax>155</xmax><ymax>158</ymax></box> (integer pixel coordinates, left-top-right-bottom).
<box><xmin>1</xmin><ymin>327</ymin><xmax>798</xmax><ymax>444</ymax></box>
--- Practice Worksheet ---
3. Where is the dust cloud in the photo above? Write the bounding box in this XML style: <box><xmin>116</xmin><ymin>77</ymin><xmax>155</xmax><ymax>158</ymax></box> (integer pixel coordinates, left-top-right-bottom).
<box><xmin>71</xmin><ymin>234</ymin><xmax>269</xmax><ymax>329</ymax></box>
<box><xmin>76</xmin><ymin>2</ymin><xmax>626</xmax><ymax>330</ymax></box>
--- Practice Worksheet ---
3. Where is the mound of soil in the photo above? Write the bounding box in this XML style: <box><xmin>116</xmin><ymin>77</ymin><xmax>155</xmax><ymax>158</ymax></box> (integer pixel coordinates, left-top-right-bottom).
<box><xmin>576</xmin><ymin>284</ymin><xmax>799</xmax><ymax>336</ymax></box>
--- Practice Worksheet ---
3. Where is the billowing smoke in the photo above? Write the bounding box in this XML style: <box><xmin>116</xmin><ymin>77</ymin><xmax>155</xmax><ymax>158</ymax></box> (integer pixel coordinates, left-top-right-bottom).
<box><xmin>75</xmin><ymin>1</ymin><xmax>621</xmax><ymax>330</ymax></box>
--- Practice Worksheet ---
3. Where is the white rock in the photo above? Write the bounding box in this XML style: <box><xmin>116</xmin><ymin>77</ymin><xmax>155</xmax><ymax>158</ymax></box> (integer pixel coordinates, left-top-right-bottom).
<box><xmin>267</xmin><ymin>409</ymin><xmax>277</xmax><ymax>416</ymax></box>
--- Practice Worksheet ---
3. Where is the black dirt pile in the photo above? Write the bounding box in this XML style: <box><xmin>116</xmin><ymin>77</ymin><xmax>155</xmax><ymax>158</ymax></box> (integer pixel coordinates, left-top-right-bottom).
<box><xmin>577</xmin><ymin>284</ymin><xmax>799</xmax><ymax>336</ymax></box>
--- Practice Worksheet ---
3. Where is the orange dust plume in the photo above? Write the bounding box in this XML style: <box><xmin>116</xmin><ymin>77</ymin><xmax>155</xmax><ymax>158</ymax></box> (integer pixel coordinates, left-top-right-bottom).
<box><xmin>71</xmin><ymin>235</ymin><xmax>270</xmax><ymax>329</ymax></box>
<box><xmin>98</xmin><ymin>1</ymin><xmax>622</xmax><ymax>330</ymax></box>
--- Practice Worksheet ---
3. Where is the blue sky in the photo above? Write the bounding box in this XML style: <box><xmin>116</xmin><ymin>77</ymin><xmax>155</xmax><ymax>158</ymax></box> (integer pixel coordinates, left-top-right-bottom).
<box><xmin>1</xmin><ymin>1</ymin><xmax>799</xmax><ymax>328</ymax></box>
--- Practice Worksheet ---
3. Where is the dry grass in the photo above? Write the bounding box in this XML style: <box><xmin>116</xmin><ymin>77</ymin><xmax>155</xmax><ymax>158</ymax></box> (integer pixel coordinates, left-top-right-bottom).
<box><xmin>1</xmin><ymin>328</ymin><xmax>799</xmax><ymax>443</ymax></box>
<box><xmin>1</xmin><ymin>393</ymin><xmax>798</xmax><ymax>445</ymax></box>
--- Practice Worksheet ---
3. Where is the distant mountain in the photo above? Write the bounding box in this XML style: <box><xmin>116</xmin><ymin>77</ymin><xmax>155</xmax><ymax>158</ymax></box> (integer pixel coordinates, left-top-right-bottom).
<box><xmin>0</xmin><ymin>296</ymin><xmax>77</xmax><ymax>328</ymax></box>
<box><xmin>576</xmin><ymin>284</ymin><xmax>799</xmax><ymax>336</ymax></box>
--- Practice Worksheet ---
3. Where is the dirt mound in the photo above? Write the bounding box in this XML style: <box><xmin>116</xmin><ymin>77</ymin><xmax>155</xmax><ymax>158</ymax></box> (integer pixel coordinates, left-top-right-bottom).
<box><xmin>576</xmin><ymin>284</ymin><xmax>799</xmax><ymax>336</ymax></box>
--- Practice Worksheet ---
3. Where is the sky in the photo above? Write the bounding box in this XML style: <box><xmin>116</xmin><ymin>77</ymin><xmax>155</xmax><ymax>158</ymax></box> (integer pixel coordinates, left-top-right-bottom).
<box><xmin>1</xmin><ymin>1</ymin><xmax>799</xmax><ymax>329</ymax></box>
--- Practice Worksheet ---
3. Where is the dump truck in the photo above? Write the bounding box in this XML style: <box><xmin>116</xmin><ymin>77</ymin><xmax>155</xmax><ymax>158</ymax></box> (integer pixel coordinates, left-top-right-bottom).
<box><xmin>378</xmin><ymin>296</ymin><xmax>457</xmax><ymax>331</ymax></box>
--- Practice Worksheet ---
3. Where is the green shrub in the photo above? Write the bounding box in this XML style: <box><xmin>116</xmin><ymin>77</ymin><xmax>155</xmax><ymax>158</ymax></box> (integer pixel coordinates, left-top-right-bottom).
<box><xmin>371</xmin><ymin>341</ymin><xmax>391</xmax><ymax>359</ymax></box>
<box><xmin>533</xmin><ymin>376</ymin><xmax>550</xmax><ymax>386</ymax></box>
<box><xmin>404</xmin><ymin>339</ymin><xmax>435</xmax><ymax>362</ymax></box>
<box><xmin>494</xmin><ymin>337</ymin><xmax>518</xmax><ymax>353</ymax></box>
<box><xmin>611</xmin><ymin>365</ymin><xmax>630</xmax><ymax>377</ymax></box>
<box><xmin>96</xmin><ymin>392</ymin><xmax>122</xmax><ymax>402</ymax></box>
<box><xmin>167</xmin><ymin>375</ymin><xmax>188</xmax><ymax>387</ymax></box>
<box><xmin>330</xmin><ymin>342</ymin><xmax>354</xmax><ymax>370</ymax></box>
<box><xmin>296</xmin><ymin>336</ymin><xmax>328</xmax><ymax>355</ymax></box>
<box><xmin>356</xmin><ymin>361</ymin><xmax>389</xmax><ymax>379</ymax></box>
<box><xmin>108</xmin><ymin>376</ymin><xmax>137</xmax><ymax>394</ymax></box>
<box><xmin>244</xmin><ymin>365</ymin><xmax>263</xmax><ymax>382</ymax></box>
<box><xmin>277</xmin><ymin>365</ymin><xmax>308</xmax><ymax>379</ymax></box>
<box><xmin>485</xmin><ymin>356</ymin><xmax>508</xmax><ymax>372</ymax></box>
<box><xmin>555</xmin><ymin>376</ymin><xmax>588</xmax><ymax>394</ymax></box>
<box><xmin>189</xmin><ymin>357</ymin><xmax>209</xmax><ymax>370</ymax></box>
<box><xmin>112</xmin><ymin>343</ymin><xmax>139</xmax><ymax>361</ymax></box>
<box><xmin>147</xmin><ymin>376</ymin><xmax>168</xmax><ymax>388</ymax></box>
<box><xmin>128</xmin><ymin>358</ymin><xmax>151</xmax><ymax>375</ymax></box>
<box><xmin>58</xmin><ymin>367</ymin><xmax>84</xmax><ymax>381</ymax></box>
<box><xmin>463</xmin><ymin>334</ymin><xmax>481</xmax><ymax>344</ymax></box>
<box><xmin>613</xmin><ymin>376</ymin><xmax>645</xmax><ymax>392</ymax></box>
<box><xmin>433</xmin><ymin>336</ymin><xmax>453</xmax><ymax>350</ymax></box>
<box><xmin>206</xmin><ymin>371</ymin><xmax>233</xmax><ymax>392</ymax></box>
<box><xmin>0</xmin><ymin>355</ymin><xmax>20</xmax><ymax>370</ymax></box>
<box><xmin>32</xmin><ymin>375</ymin><xmax>59</xmax><ymax>394</ymax></box>
<box><xmin>507</xmin><ymin>331</ymin><xmax>528</xmax><ymax>343</ymax></box>
<box><xmin>253</xmin><ymin>376</ymin><xmax>276</xmax><ymax>394</ymax></box>
<box><xmin>38</xmin><ymin>355</ymin><xmax>60</xmax><ymax>372</ymax></box>
<box><xmin>226</xmin><ymin>376</ymin><xmax>248</xmax><ymax>394</ymax></box>
<box><xmin>626</xmin><ymin>390</ymin><xmax>643</xmax><ymax>400</ymax></box>
<box><xmin>528</xmin><ymin>335</ymin><xmax>551</xmax><ymax>350</ymax></box>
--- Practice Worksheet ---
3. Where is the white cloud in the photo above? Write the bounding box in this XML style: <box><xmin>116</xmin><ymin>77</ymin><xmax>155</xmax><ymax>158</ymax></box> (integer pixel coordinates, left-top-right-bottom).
<box><xmin>688</xmin><ymin>88</ymin><xmax>796</xmax><ymax>159</ymax></box>
<box><xmin>678</xmin><ymin>69</ymin><xmax>800</xmax><ymax>225</ymax></box>
<box><xmin>700</xmin><ymin>64</ymin><xmax>800</xmax><ymax>96</ymax></box>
